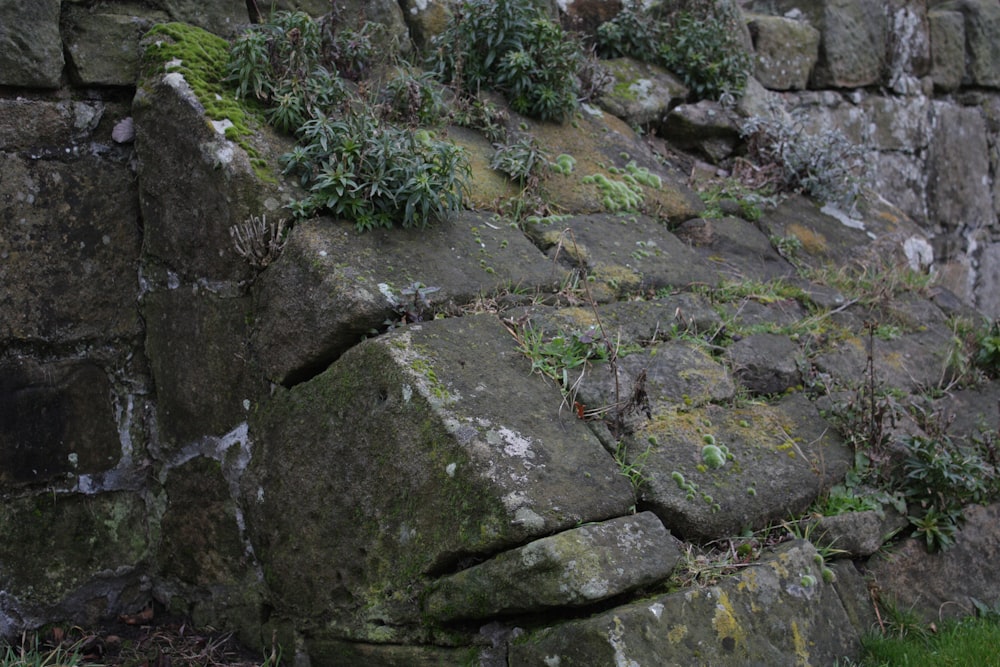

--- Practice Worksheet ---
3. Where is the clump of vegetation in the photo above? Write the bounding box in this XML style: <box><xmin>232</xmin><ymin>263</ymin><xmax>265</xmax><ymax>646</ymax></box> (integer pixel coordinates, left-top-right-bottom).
<box><xmin>227</xmin><ymin>11</ymin><xmax>470</xmax><ymax>231</ymax></box>
<box><xmin>427</xmin><ymin>0</ymin><xmax>582</xmax><ymax>121</ymax></box>
<box><xmin>597</xmin><ymin>1</ymin><xmax>751</xmax><ymax>101</ymax></box>
<box><xmin>738</xmin><ymin>114</ymin><xmax>869</xmax><ymax>209</ymax></box>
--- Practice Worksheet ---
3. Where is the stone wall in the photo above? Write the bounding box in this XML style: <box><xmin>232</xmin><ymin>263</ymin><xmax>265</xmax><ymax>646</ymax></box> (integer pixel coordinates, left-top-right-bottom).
<box><xmin>2</xmin><ymin>0</ymin><xmax>1000</xmax><ymax>663</ymax></box>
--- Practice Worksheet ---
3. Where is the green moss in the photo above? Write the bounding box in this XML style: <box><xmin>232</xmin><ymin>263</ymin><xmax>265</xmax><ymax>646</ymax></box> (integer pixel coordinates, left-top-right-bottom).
<box><xmin>143</xmin><ymin>23</ymin><xmax>271</xmax><ymax>179</ymax></box>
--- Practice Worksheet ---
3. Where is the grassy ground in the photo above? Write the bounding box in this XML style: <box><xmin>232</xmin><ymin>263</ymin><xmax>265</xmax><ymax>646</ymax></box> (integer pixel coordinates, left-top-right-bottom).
<box><xmin>855</xmin><ymin>613</ymin><xmax>1000</xmax><ymax>666</ymax></box>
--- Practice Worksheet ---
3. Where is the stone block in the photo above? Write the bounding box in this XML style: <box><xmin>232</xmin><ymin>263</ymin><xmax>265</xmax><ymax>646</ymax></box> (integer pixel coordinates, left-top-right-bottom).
<box><xmin>0</xmin><ymin>0</ymin><xmax>63</xmax><ymax>88</ymax></box>
<box><xmin>0</xmin><ymin>154</ymin><xmax>141</xmax><ymax>344</ymax></box>
<box><xmin>748</xmin><ymin>14</ymin><xmax>820</xmax><ymax>91</ymax></box>
<box><xmin>424</xmin><ymin>512</ymin><xmax>681</xmax><ymax>621</ymax></box>
<box><xmin>63</xmin><ymin>8</ymin><xmax>160</xmax><ymax>86</ymax></box>
<box><xmin>937</xmin><ymin>0</ymin><xmax>1000</xmax><ymax>88</ymax></box>
<box><xmin>930</xmin><ymin>10</ymin><xmax>967</xmax><ymax>92</ymax></box>
<box><xmin>927</xmin><ymin>102</ymin><xmax>993</xmax><ymax>232</ymax></box>
<box><xmin>0</xmin><ymin>359</ymin><xmax>122</xmax><ymax>489</ymax></box>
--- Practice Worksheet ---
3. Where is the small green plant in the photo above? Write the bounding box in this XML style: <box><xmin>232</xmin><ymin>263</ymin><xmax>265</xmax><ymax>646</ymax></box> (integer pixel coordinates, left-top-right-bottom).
<box><xmin>597</xmin><ymin>2</ymin><xmax>751</xmax><ymax>101</ymax></box>
<box><xmin>490</xmin><ymin>134</ymin><xmax>548</xmax><ymax>186</ymax></box>
<box><xmin>0</xmin><ymin>635</ymin><xmax>88</xmax><ymax>667</ymax></box>
<box><xmin>428</xmin><ymin>0</ymin><xmax>582</xmax><ymax>121</ymax></box>
<box><xmin>974</xmin><ymin>319</ymin><xmax>1000</xmax><ymax>376</ymax></box>
<box><xmin>229</xmin><ymin>11</ymin><xmax>471</xmax><ymax>230</ymax></box>
<box><xmin>515</xmin><ymin>325</ymin><xmax>611</xmax><ymax>396</ymax></box>
<box><xmin>382</xmin><ymin>68</ymin><xmax>448</xmax><ymax>126</ymax></box>
<box><xmin>862</xmin><ymin>612</ymin><xmax>1000</xmax><ymax>665</ymax></box>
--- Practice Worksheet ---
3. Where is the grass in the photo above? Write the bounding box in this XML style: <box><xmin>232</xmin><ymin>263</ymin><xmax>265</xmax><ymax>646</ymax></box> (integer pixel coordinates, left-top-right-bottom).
<box><xmin>853</xmin><ymin>613</ymin><xmax>1000</xmax><ymax>666</ymax></box>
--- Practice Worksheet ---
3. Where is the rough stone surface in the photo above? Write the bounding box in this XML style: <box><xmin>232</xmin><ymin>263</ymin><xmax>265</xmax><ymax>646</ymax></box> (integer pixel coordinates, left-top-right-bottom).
<box><xmin>598</xmin><ymin>58</ymin><xmax>688</xmax><ymax>129</ymax></box>
<box><xmin>927</xmin><ymin>103</ymin><xmax>993</xmax><ymax>232</ymax></box>
<box><xmin>242</xmin><ymin>315</ymin><xmax>635</xmax><ymax>641</ymax></box>
<box><xmin>728</xmin><ymin>333</ymin><xmax>802</xmax><ymax>395</ymax></box>
<box><xmin>0</xmin><ymin>492</ymin><xmax>149</xmax><ymax>631</ymax></box>
<box><xmin>633</xmin><ymin>393</ymin><xmax>852</xmax><ymax>541</ymax></box>
<box><xmin>930</xmin><ymin>9</ymin><xmax>967</xmax><ymax>92</ymax></box>
<box><xmin>663</xmin><ymin>101</ymin><xmax>742</xmax><ymax>163</ymax></box>
<box><xmin>63</xmin><ymin>7</ymin><xmax>167</xmax><ymax>87</ymax></box>
<box><xmin>886</xmin><ymin>0</ymin><xmax>931</xmax><ymax>93</ymax></box>
<box><xmin>802</xmin><ymin>510</ymin><xmax>910</xmax><ymax>557</ymax></box>
<box><xmin>424</xmin><ymin>512</ymin><xmax>681</xmax><ymax>621</ymax></box>
<box><xmin>509</xmin><ymin>540</ymin><xmax>865</xmax><ymax>666</ymax></box>
<box><xmin>677</xmin><ymin>216</ymin><xmax>796</xmax><ymax>282</ymax></box>
<box><xmin>159</xmin><ymin>0</ymin><xmax>248</xmax><ymax>36</ymax></box>
<box><xmin>0</xmin><ymin>359</ymin><xmax>121</xmax><ymax>489</ymax></box>
<box><xmin>747</xmin><ymin>14</ymin><xmax>821</xmax><ymax>91</ymax></box>
<box><xmin>937</xmin><ymin>0</ymin><xmax>1000</xmax><ymax>88</ymax></box>
<box><xmin>251</xmin><ymin>211</ymin><xmax>561</xmax><ymax>386</ymax></box>
<box><xmin>0</xmin><ymin>153</ymin><xmax>141</xmax><ymax>344</ymax></box>
<box><xmin>0</xmin><ymin>0</ymin><xmax>64</xmax><ymax>88</ymax></box>
<box><xmin>869</xmin><ymin>502</ymin><xmax>1000</xmax><ymax>621</ymax></box>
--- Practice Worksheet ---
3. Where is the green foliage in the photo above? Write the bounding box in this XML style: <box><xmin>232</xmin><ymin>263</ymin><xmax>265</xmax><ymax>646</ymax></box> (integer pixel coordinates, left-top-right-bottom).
<box><xmin>490</xmin><ymin>134</ymin><xmax>548</xmax><ymax>185</ymax></box>
<box><xmin>861</xmin><ymin>613</ymin><xmax>1000</xmax><ymax>665</ymax></box>
<box><xmin>0</xmin><ymin>637</ymin><xmax>87</xmax><ymax>667</ymax></box>
<box><xmin>597</xmin><ymin>3</ymin><xmax>751</xmax><ymax>101</ymax></box>
<box><xmin>974</xmin><ymin>320</ymin><xmax>1000</xmax><ymax>375</ymax></box>
<box><xmin>381</xmin><ymin>69</ymin><xmax>447</xmax><ymax>126</ymax></box>
<box><xmin>740</xmin><ymin>114</ymin><xmax>869</xmax><ymax>209</ymax></box>
<box><xmin>282</xmin><ymin>111</ymin><xmax>470</xmax><ymax>231</ymax></box>
<box><xmin>516</xmin><ymin>325</ymin><xmax>611</xmax><ymax>394</ymax></box>
<box><xmin>228</xmin><ymin>11</ymin><xmax>470</xmax><ymax>230</ymax></box>
<box><xmin>428</xmin><ymin>0</ymin><xmax>581</xmax><ymax>121</ymax></box>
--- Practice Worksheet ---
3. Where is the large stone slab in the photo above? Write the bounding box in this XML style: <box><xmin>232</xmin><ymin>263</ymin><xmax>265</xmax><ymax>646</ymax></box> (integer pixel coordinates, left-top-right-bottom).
<box><xmin>929</xmin><ymin>9</ymin><xmax>967</xmax><ymax>92</ymax></box>
<box><xmin>868</xmin><ymin>502</ymin><xmax>1000</xmax><ymax>621</ymax></box>
<box><xmin>241</xmin><ymin>315</ymin><xmax>635</xmax><ymax>641</ymax></box>
<box><xmin>936</xmin><ymin>0</ymin><xmax>1000</xmax><ymax>88</ymax></box>
<box><xmin>251</xmin><ymin>211</ymin><xmax>562</xmax><ymax>386</ymax></box>
<box><xmin>509</xmin><ymin>540</ymin><xmax>865</xmax><ymax>665</ymax></box>
<box><xmin>0</xmin><ymin>154</ymin><xmax>141</xmax><ymax>344</ymax></box>
<box><xmin>629</xmin><ymin>393</ymin><xmax>852</xmax><ymax>541</ymax></box>
<box><xmin>525</xmin><ymin>214</ymin><xmax>719</xmax><ymax>301</ymax></box>
<box><xmin>424</xmin><ymin>512</ymin><xmax>682</xmax><ymax>621</ymax></box>
<box><xmin>0</xmin><ymin>0</ymin><xmax>63</xmax><ymax>88</ymax></box>
<box><xmin>598</xmin><ymin>58</ymin><xmax>688</xmax><ymax>128</ymax></box>
<box><xmin>0</xmin><ymin>492</ymin><xmax>149</xmax><ymax>634</ymax></box>
<box><xmin>63</xmin><ymin>6</ymin><xmax>166</xmax><ymax>86</ymax></box>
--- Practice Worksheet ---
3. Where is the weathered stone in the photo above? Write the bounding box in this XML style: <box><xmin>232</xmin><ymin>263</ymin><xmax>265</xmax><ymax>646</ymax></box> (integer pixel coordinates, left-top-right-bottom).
<box><xmin>158</xmin><ymin>455</ymin><xmax>263</xmax><ymax>636</ymax></box>
<box><xmin>305</xmin><ymin>640</ymin><xmax>479</xmax><ymax>667</ymax></box>
<box><xmin>0</xmin><ymin>492</ymin><xmax>149</xmax><ymax>630</ymax></box>
<box><xmin>929</xmin><ymin>10</ymin><xmax>967</xmax><ymax>92</ymax></box>
<box><xmin>509</xmin><ymin>540</ymin><xmax>865</xmax><ymax>666</ymax></box>
<box><xmin>801</xmin><ymin>510</ymin><xmax>909</xmax><ymax>557</ymax></box>
<box><xmin>872</xmin><ymin>151</ymin><xmax>930</xmax><ymax>225</ymax></box>
<box><xmin>425</xmin><ymin>512</ymin><xmax>681</xmax><ymax>621</ymax></box>
<box><xmin>0</xmin><ymin>99</ymin><xmax>107</xmax><ymax>151</ymax></box>
<box><xmin>0</xmin><ymin>154</ymin><xmax>141</xmax><ymax>344</ymax></box>
<box><xmin>251</xmin><ymin>211</ymin><xmax>561</xmax><ymax>386</ymax></box>
<box><xmin>63</xmin><ymin>7</ymin><xmax>164</xmax><ymax>86</ymax></box>
<box><xmin>678</xmin><ymin>216</ymin><xmax>796</xmax><ymax>282</ymax></box>
<box><xmin>869</xmin><ymin>502</ymin><xmax>1000</xmax><ymax>621</ymax></box>
<box><xmin>143</xmin><ymin>289</ymin><xmax>260</xmax><ymax>450</ymax></box>
<box><xmin>598</xmin><ymin>58</ymin><xmax>688</xmax><ymax>129</ymax></box>
<box><xmin>749</xmin><ymin>0</ymin><xmax>888</xmax><ymax>88</ymax></box>
<box><xmin>728</xmin><ymin>333</ymin><xmax>802</xmax><ymax>395</ymax></box>
<box><xmin>242</xmin><ymin>315</ymin><xmax>635</xmax><ymax>640</ymax></box>
<box><xmin>886</xmin><ymin>0</ymin><xmax>931</xmax><ymax>93</ymax></box>
<box><xmin>159</xmin><ymin>0</ymin><xmax>248</xmax><ymax>36</ymax></box>
<box><xmin>747</xmin><ymin>14</ymin><xmax>821</xmax><ymax>91</ymax></box>
<box><xmin>399</xmin><ymin>0</ymin><xmax>453</xmax><ymax>48</ymax></box>
<box><xmin>927</xmin><ymin>103</ymin><xmax>993</xmax><ymax>232</ymax></box>
<box><xmin>829</xmin><ymin>559</ymin><xmax>880</xmax><ymax>635</ymax></box>
<box><xmin>663</xmin><ymin>101</ymin><xmax>742</xmax><ymax>163</ymax></box>
<box><xmin>936</xmin><ymin>0</ymin><xmax>1000</xmax><ymax>88</ymax></box>
<box><xmin>0</xmin><ymin>0</ymin><xmax>63</xmax><ymax>88</ymax></box>
<box><xmin>0</xmin><ymin>359</ymin><xmax>122</xmax><ymax>489</ymax></box>
<box><xmin>631</xmin><ymin>393</ymin><xmax>851</xmax><ymax>541</ymax></box>
<box><xmin>972</xmin><ymin>241</ymin><xmax>1000</xmax><ymax>318</ymax></box>
<box><xmin>526</xmin><ymin>214</ymin><xmax>718</xmax><ymax>302</ymax></box>
<box><xmin>134</xmin><ymin>27</ymin><xmax>280</xmax><ymax>284</ymax></box>
<box><xmin>863</xmin><ymin>95</ymin><xmax>932</xmax><ymax>152</ymax></box>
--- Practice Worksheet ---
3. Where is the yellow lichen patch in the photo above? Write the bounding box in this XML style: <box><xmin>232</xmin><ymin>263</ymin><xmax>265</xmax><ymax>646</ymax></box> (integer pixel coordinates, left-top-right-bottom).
<box><xmin>591</xmin><ymin>262</ymin><xmax>641</xmax><ymax>295</ymax></box>
<box><xmin>538</xmin><ymin>229</ymin><xmax>589</xmax><ymax>264</ymax></box>
<box><xmin>667</xmin><ymin>624</ymin><xmax>688</xmax><ymax>644</ymax></box>
<box><xmin>736</xmin><ymin>570</ymin><xmax>759</xmax><ymax>594</ymax></box>
<box><xmin>710</xmin><ymin>590</ymin><xmax>747</xmax><ymax>647</ymax></box>
<box><xmin>787</xmin><ymin>223</ymin><xmax>829</xmax><ymax>255</ymax></box>
<box><xmin>556</xmin><ymin>307</ymin><xmax>600</xmax><ymax>328</ymax></box>
<box><xmin>448</xmin><ymin>127</ymin><xmax>519</xmax><ymax>209</ymax></box>
<box><xmin>791</xmin><ymin>620</ymin><xmax>812</xmax><ymax>666</ymax></box>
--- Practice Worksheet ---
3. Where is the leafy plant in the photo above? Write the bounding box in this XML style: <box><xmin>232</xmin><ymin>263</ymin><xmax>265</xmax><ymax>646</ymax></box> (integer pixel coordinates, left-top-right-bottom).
<box><xmin>427</xmin><ymin>0</ymin><xmax>582</xmax><ymax>121</ymax></box>
<box><xmin>739</xmin><ymin>114</ymin><xmax>869</xmax><ymax>209</ymax></box>
<box><xmin>381</xmin><ymin>69</ymin><xmax>447</xmax><ymax>126</ymax></box>
<box><xmin>596</xmin><ymin>2</ymin><xmax>751</xmax><ymax>101</ymax></box>
<box><xmin>229</xmin><ymin>11</ymin><xmax>471</xmax><ymax>231</ymax></box>
<box><xmin>490</xmin><ymin>134</ymin><xmax>548</xmax><ymax>186</ymax></box>
<box><xmin>974</xmin><ymin>319</ymin><xmax>1000</xmax><ymax>376</ymax></box>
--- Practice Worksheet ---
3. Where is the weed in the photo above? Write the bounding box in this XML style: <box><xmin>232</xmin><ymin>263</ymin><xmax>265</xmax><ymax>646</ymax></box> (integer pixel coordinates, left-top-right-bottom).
<box><xmin>428</xmin><ymin>0</ymin><xmax>581</xmax><ymax>122</ymax></box>
<box><xmin>739</xmin><ymin>113</ymin><xmax>869</xmax><ymax>210</ymax></box>
<box><xmin>230</xmin><ymin>213</ymin><xmax>288</xmax><ymax>269</ymax></box>
<box><xmin>490</xmin><ymin>134</ymin><xmax>548</xmax><ymax>186</ymax></box>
